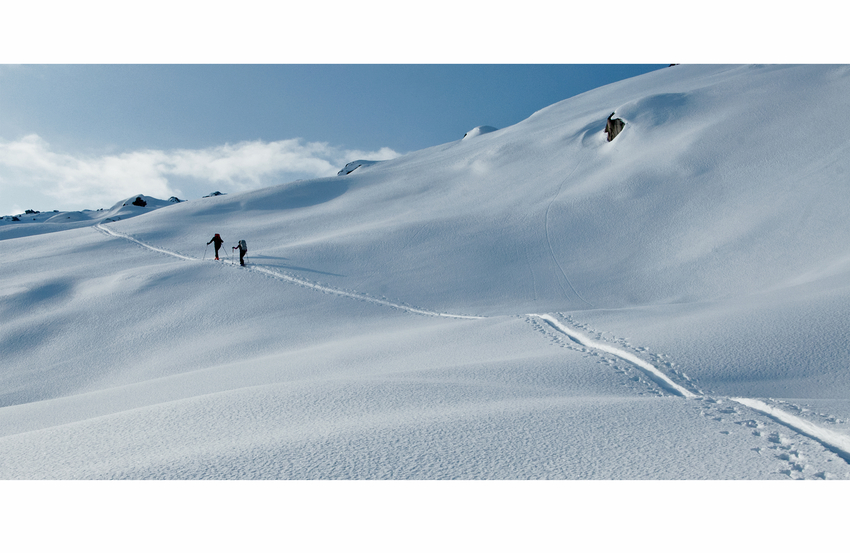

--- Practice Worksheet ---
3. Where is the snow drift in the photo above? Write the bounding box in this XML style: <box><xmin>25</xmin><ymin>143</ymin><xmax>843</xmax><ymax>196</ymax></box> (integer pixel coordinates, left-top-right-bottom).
<box><xmin>462</xmin><ymin>125</ymin><xmax>498</xmax><ymax>139</ymax></box>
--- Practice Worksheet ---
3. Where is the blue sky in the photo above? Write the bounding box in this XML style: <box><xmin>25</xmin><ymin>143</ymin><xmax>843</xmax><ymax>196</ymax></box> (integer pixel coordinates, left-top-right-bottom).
<box><xmin>0</xmin><ymin>64</ymin><xmax>666</xmax><ymax>215</ymax></box>
<box><xmin>0</xmin><ymin>65</ymin><xmax>667</xmax><ymax>153</ymax></box>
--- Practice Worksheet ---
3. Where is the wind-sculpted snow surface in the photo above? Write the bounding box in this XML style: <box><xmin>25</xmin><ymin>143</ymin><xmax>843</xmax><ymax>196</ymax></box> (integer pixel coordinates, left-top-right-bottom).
<box><xmin>92</xmin><ymin>224</ymin><xmax>850</xmax><ymax>468</ymax></box>
<box><xmin>3</xmin><ymin>65</ymin><xmax>850</xmax><ymax>479</ymax></box>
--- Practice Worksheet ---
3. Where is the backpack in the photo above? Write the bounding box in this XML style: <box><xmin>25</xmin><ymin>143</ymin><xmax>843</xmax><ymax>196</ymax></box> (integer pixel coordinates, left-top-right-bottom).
<box><xmin>239</xmin><ymin>239</ymin><xmax>247</xmax><ymax>253</ymax></box>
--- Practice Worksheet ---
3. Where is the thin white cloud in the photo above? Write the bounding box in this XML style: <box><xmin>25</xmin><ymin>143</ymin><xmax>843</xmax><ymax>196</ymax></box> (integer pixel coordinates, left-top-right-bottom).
<box><xmin>0</xmin><ymin>135</ymin><xmax>401</xmax><ymax>213</ymax></box>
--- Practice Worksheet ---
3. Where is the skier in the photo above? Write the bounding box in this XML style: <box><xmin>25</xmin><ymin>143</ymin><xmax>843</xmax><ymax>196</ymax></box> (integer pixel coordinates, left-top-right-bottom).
<box><xmin>207</xmin><ymin>233</ymin><xmax>224</xmax><ymax>260</ymax></box>
<box><xmin>233</xmin><ymin>239</ymin><xmax>247</xmax><ymax>266</ymax></box>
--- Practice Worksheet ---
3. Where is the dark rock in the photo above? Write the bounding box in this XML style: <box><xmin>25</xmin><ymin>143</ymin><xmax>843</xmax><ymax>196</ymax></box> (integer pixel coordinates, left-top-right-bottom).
<box><xmin>338</xmin><ymin>160</ymin><xmax>381</xmax><ymax>176</ymax></box>
<box><xmin>605</xmin><ymin>113</ymin><xmax>625</xmax><ymax>142</ymax></box>
<box><xmin>132</xmin><ymin>196</ymin><xmax>147</xmax><ymax>207</ymax></box>
<box><xmin>338</xmin><ymin>162</ymin><xmax>362</xmax><ymax>176</ymax></box>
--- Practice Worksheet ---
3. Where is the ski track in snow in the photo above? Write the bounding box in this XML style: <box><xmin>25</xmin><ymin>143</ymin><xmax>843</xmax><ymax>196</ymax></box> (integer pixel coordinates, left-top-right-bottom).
<box><xmin>529</xmin><ymin>313</ymin><xmax>850</xmax><ymax>471</ymax></box>
<box><xmin>530</xmin><ymin>313</ymin><xmax>697</xmax><ymax>398</ymax></box>
<box><xmin>730</xmin><ymin>397</ymin><xmax>850</xmax><ymax>464</ymax></box>
<box><xmin>95</xmin><ymin>222</ymin><xmax>850</xmax><ymax>473</ymax></box>
<box><xmin>246</xmin><ymin>262</ymin><xmax>484</xmax><ymax>320</ymax></box>
<box><xmin>96</xmin><ymin>223</ymin><xmax>196</xmax><ymax>261</ymax></box>
<box><xmin>544</xmin><ymin>151</ymin><xmax>594</xmax><ymax>308</ymax></box>
<box><xmin>95</xmin><ymin>223</ymin><xmax>483</xmax><ymax>320</ymax></box>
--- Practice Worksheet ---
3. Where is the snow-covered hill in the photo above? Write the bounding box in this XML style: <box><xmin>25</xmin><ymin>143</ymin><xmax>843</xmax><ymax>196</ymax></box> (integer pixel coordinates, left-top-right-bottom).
<box><xmin>2</xmin><ymin>65</ymin><xmax>850</xmax><ymax>479</ymax></box>
<box><xmin>0</xmin><ymin>194</ymin><xmax>182</xmax><ymax>240</ymax></box>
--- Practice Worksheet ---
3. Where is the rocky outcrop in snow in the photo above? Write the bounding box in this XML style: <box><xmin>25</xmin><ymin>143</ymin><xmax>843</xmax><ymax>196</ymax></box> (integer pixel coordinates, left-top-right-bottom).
<box><xmin>605</xmin><ymin>113</ymin><xmax>625</xmax><ymax>141</ymax></box>
<box><xmin>338</xmin><ymin>160</ymin><xmax>382</xmax><ymax>176</ymax></box>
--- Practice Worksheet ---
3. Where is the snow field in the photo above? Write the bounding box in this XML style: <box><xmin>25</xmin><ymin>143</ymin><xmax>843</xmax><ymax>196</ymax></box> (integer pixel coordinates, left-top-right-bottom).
<box><xmin>3</xmin><ymin>65</ymin><xmax>850</xmax><ymax>479</ymax></box>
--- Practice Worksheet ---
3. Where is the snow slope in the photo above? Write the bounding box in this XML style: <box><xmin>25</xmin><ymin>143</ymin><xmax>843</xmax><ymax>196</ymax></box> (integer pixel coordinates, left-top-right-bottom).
<box><xmin>2</xmin><ymin>64</ymin><xmax>850</xmax><ymax>479</ymax></box>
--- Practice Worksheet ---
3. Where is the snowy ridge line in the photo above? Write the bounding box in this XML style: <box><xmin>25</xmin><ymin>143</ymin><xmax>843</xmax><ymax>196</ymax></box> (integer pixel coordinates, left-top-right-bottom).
<box><xmin>95</xmin><ymin>223</ymin><xmax>484</xmax><ymax>321</ymax></box>
<box><xmin>730</xmin><ymin>397</ymin><xmax>850</xmax><ymax>463</ymax></box>
<box><xmin>530</xmin><ymin>313</ymin><xmax>698</xmax><ymax>398</ymax></box>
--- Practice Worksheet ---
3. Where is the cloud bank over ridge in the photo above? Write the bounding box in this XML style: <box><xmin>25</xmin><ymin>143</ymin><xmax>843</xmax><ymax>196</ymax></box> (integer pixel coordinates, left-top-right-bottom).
<box><xmin>0</xmin><ymin>134</ymin><xmax>400</xmax><ymax>214</ymax></box>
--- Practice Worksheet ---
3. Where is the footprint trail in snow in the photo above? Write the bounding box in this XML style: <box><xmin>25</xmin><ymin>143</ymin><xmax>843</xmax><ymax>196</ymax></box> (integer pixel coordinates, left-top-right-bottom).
<box><xmin>96</xmin><ymin>222</ymin><xmax>850</xmax><ymax>476</ymax></box>
<box><xmin>530</xmin><ymin>313</ymin><xmax>697</xmax><ymax>398</ymax></box>
<box><xmin>95</xmin><ymin>223</ymin><xmax>484</xmax><ymax>321</ymax></box>
<box><xmin>529</xmin><ymin>312</ymin><xmax>850</xmax><ymax>475</ymax></box>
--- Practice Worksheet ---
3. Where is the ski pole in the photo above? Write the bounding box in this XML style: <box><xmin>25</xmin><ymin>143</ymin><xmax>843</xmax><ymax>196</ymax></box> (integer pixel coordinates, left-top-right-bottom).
<box><xmin>203</xmin><ymin>243</ymin><xmax>208</xmax><ymax>260</ymax></box>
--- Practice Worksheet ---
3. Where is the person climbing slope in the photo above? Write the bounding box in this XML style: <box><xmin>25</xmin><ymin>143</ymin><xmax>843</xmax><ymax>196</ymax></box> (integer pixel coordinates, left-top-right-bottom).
<box><xmin>207</xmin><ymin>233</ymin><xmax>224</xmax><ymax>260</ymax></box>
<box><xmin>233</xmin><ymin>239</ymin><xmax>247</xmax><ymax>266</ymax></box>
